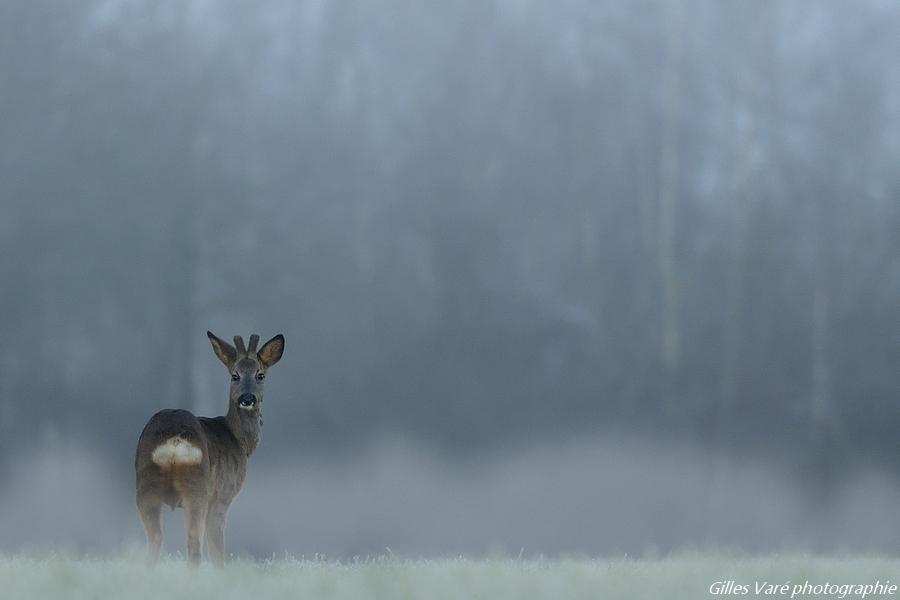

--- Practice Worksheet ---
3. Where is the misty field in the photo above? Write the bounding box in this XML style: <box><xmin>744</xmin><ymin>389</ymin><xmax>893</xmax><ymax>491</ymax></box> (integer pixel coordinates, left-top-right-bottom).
<box><xmin>2</xmin><ymin>554</ymin><xmax>898</xmax><ymax>600</ymax></box>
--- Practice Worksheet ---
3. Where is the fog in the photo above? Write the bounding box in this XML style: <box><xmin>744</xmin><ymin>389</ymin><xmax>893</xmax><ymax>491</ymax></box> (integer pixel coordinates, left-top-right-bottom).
<box><xmin>6</xmin><ymin>436</ymin><xmax>900</xmax><ymax>557</ymax></box>
<box><xmin>1</xmin><ymin>0</ymin><xmax>899</xmax><ymax>557</ymax></box>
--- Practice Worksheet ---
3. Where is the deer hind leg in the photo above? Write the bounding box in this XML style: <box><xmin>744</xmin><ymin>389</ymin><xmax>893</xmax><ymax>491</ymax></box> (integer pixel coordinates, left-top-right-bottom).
<box><xmin>205</xmin><ymin>502</ymin><xmax>229</xmax><ymax>567</ymax></box>
<box><xmin>183</xmin><ymin>499</ymin><xmax>208</xmax><ymax>566</ymax></box>
<box><xmin>137</xmin><ymin>497</ymin><xmax>163</xmax><ymax>563</ymax></box>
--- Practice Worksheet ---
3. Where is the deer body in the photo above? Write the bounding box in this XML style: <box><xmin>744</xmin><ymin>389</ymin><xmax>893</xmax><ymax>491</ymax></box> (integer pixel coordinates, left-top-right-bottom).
<box><xmin>135</xmin><ymin>332</ymin><xmax>284</xmax><ymax>565</ymax></box>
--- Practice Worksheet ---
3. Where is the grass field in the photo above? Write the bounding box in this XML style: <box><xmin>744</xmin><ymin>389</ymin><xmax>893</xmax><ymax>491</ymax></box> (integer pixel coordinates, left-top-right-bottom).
<box><xmin>1</xmin><ymin>554</ymin><xmax>898</xmax><ymax>600</ymax></box>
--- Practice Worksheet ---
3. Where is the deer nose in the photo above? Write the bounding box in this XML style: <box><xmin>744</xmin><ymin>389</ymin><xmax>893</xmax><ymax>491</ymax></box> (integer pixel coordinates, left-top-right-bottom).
<box><xmin>238</xmin><ymin>393</ymin><xmax>257</xmax><ymax>407</ymax></box>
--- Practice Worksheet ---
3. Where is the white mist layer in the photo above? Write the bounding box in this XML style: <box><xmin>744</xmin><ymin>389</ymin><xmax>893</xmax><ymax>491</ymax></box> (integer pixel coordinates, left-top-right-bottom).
<box><xmin>1</xmin><ymin>436</ymin><xmax>898</xmax><ymax>557</ymax></box>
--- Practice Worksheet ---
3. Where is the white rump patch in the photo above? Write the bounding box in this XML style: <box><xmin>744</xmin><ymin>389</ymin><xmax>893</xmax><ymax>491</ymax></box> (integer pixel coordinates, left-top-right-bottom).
<box><xmin>151</xmin><ymin>437</ymin><xmax>203</xmax><ymax>467</ymax></box>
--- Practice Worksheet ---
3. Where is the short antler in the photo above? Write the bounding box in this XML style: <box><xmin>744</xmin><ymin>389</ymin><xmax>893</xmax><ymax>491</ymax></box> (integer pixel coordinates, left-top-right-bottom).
<box><xmin>247</xmin><ymin>334</ymin><xmax>260</xmax><ymax>353</ymax></box>
<box><xmin>233</xmin><ymin>336</ymin><xmax>246</xmax><ymax>354</ymax></box>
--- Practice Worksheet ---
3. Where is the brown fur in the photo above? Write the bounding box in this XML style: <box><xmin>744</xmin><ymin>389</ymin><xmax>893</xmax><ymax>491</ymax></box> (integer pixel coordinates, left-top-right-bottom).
<box><xmin>135</xmin><ymin>331</ymin><xmax>284</xmax><ymax>565</ymax></box>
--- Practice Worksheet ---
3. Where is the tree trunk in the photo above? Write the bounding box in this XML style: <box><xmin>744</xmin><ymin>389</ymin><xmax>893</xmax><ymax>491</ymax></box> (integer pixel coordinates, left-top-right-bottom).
<box><xmin>657</xmin><ymin>0</ymin><xmax>684</xmax><ymax>415</ymax></box>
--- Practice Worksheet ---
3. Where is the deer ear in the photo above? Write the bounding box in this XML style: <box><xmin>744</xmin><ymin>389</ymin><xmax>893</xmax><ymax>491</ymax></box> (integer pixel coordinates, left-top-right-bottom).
<box><xmin>207</xmin><ymin>331</ymin><xmax>237</xmax><ymax>369</ymax></box>
<box><xmin>257</xmin><ymin>334</ymin><xmax>284</xmax><ymax>369</ymax></box>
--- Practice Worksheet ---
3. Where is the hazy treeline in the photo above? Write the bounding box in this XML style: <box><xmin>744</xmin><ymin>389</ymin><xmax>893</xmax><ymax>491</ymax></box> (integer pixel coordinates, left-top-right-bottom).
<box><xmin>1</xmin><ymin>0</ymin><xmax>898</xmax><ymax>473</ymax></box>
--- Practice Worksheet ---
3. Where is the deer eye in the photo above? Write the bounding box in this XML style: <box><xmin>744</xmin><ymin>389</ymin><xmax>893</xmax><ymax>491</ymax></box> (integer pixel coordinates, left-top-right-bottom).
<box><xmin>231</xmin><ymin>372</ymin><xmax>240</xmax><ymax>382</ymax></box>
<box><xmin>255</xmin><ymin>372</ymin><xmax>265</xmax><ymax>381</ymax></box>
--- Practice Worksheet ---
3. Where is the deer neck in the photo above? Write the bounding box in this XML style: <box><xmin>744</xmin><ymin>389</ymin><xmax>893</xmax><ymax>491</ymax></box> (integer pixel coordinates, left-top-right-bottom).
<box><xmin>225</xmin><ymin>405</ymin><xmax>262</xmax><ymax>456</ymax></box>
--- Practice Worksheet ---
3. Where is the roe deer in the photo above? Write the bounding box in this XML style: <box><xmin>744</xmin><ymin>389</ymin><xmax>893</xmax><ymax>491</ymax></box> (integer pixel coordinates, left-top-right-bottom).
<box><xmin>135</xmin><ymin>331</ymin><xmax>284</xmax><ymax>565</ymax></box>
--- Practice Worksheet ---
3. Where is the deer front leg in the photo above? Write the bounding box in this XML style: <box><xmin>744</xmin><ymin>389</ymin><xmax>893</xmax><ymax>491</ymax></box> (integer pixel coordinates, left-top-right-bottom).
<box><xmin>183</xmin><ymin>500</ymin><xmax>208</xmax><ymax>566</ymax></box>
<box><xmin>205</xmin><ymin>501</ymin><xmax>229</xmax><ymax>567</ymax></box>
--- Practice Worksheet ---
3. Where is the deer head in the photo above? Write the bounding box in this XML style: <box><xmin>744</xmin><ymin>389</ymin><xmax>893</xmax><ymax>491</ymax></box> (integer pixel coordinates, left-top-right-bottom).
<box><xmin>207</xmin><ymin>331</ymin><xmax>285</xmax><ymax>415</ymax></box>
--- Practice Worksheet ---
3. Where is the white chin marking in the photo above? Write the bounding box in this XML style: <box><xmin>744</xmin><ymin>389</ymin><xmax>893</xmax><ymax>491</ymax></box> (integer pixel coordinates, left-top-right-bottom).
<box><xmin>151</xmin><ymin>437</ymin><xmax>203</xmax><ymax>467</ymax></box>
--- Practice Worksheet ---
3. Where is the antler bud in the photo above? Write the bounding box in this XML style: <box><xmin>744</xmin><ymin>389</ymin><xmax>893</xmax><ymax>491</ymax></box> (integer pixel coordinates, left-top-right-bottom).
<box><xmin>233</xmin><ymin>336</ymin><xmax>246</xmax><ymax>354</ymax></box>
<box><xmin>247</xmin><ymin>334</ymin><xmax>260</xmax><ymax>353</ymax></box>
